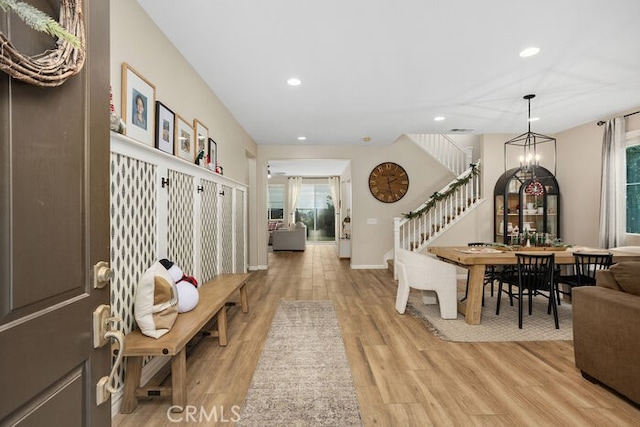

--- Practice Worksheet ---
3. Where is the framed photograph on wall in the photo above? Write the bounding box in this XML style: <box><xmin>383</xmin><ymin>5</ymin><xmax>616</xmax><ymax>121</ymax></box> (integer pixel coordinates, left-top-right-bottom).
<box><xmin>193</xmin><ymin>119</ymin><xmax>208</xmax><ymax>161</ymax></box>
<box><xmin>155</xmin><ymin>101</ymin><xmax>175</xmax><ymax>154</ymax></box>
<box><xmin>121</xmin><ymin>63</ymin><xmax>156</xmax><ymax>146</ymax></box>
<box><xmin>175</xmin><ymin>114</ymin><xmax>194</xmax><ymax>161</ymax></box>
<box><xmin>208</xmin><ymin>137</ymin><xmax>217</xmax><ymax>169</ymax></box>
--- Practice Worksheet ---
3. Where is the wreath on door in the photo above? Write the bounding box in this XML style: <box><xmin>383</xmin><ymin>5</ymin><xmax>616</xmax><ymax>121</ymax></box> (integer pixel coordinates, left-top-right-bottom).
<box><xmin>0</xmin><ymin>0</ymin><xmax>85</xmax><ymax>87</ymax></box>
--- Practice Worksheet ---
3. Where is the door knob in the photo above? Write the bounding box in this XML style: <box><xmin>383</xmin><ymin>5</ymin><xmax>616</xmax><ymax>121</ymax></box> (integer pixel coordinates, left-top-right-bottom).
<box><xmin>93</xmin><ymin>261</ymin><xmax>113</xmax><ymax>289</ymax></box>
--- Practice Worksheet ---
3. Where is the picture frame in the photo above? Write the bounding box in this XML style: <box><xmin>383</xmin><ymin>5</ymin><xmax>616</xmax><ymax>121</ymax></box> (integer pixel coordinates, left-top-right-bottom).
<box><xmin>121</xmin><ymin>63</ymin><xmax>156</xmax><ymax>146</ymax></box>
<box><xmin>175</xmin><ymin>114</ymin><xmax>194</xmax><ymax>161</ymax></box>
<box><xmin>193</xmin><ymin>119</ymin><xmax>209</xmax><ymax>163</ymax></box>
<box><xmin>208</xmin><ymin>137</ymin><xmax>217</xmax><ymax>169</ymax></box>
<box><xmin>155</xmin><ymin>101</ymin><xmax>175</xmax><ymax>154</ymax></box>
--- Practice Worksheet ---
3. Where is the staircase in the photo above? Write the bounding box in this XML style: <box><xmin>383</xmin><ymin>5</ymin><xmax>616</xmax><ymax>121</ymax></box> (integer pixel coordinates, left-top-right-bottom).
<box><xmin>406</xmin><ymin>133</ymin><xmax>473</xmax><ymax>176</ymax></box>
<box><xmin>393</xmin><ymin>159</ymin><xmax>482</xmax><ymax>253</ymax></box>
<box><xmin>385</xmin><ymin>135</ymin><xmax>484</xmax><ymax>278</ymax></box>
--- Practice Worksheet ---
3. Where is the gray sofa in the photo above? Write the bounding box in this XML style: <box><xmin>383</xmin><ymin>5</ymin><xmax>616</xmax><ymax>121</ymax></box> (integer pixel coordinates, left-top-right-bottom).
<box><xmin>272</xmin><ymin>222</ymin><xmax>306</xmax><ymax>251</ymax></box>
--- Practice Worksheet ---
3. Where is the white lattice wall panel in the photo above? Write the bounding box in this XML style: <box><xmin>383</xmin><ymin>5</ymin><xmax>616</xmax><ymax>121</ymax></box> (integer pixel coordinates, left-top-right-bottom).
<box><xmin>109</xmin><ymin>152</ymin><xmax>157</xmax><ymax>390</ymax></box>
<box><xmin>110</xmin><ymin>133</ymin><xmax>247</xmax><ymax>403</ymax></box>
<box><xmin>167</xmin><ymin>169</ymin><xmax>194</xmax><ymax>274</ymax></box>
<box><xmin>235</xmin><ymin>189</ymin><xmax>246</xmax><ymax>272</ymax></box>
<box><xmin>200</xmin><ymin>178</ymin><xmax>218</xmax><ymax>282</ymax></box>
<box><xmin>220</xmin><ymin>185</ymin><xmax>233</xmax><ymax>273</ymax></box>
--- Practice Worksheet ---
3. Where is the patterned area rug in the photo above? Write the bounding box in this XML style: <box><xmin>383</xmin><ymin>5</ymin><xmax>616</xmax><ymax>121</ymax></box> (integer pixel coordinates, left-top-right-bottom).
<box><xmin>406</xmin><ymin>291</ymin><xmax>573</xmax><ymax>342</ymax></box>
<box><xmin>239</xmin><ymin>300</ymin><xmax>363</xmax><ymax>426</ymax></box>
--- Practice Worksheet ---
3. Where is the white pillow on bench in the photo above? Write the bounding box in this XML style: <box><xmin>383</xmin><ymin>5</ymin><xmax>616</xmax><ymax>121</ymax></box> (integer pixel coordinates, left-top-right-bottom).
<box><xmin>134</xmin><ymin>260</ymin><xmax>179</xmax><ymax>339</ymax></box>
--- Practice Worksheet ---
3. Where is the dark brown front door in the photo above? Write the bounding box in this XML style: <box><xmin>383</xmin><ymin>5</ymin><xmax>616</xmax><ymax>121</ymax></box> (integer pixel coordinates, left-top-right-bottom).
<box><xmin>0</xmin><ymin>1</ymin><xmax>111</xmax><ymax>425</ymax></box>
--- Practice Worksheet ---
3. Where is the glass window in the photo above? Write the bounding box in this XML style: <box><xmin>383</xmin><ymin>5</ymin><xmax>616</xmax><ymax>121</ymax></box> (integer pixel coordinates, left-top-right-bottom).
<box><xmin>626</xmin><ymin>144</ymin><xmax>640</xmax><ymax>234</ymax></box>
<box><xmin>295</xmin><ymin>184</ymin><xmax>335</xmax><ymax>241</ymax></box>
<box><xmin>267</xmin><ymin>184</ymin><xmax>284</xmax><ymax>220</ymax></box>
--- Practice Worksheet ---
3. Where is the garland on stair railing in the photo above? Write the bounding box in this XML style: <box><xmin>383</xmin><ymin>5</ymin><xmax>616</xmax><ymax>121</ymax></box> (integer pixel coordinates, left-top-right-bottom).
<box><xmin>402</xmin><ymin>163</ymin><xmax>479</xmax><ymax>219</ymax></box>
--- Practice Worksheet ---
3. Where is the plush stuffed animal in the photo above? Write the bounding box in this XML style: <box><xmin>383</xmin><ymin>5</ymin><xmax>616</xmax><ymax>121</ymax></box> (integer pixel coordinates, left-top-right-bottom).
<box><xmin>160</xmin><ymin>259</ymin><xmax>199</xmax><ymax>313</ymax></box>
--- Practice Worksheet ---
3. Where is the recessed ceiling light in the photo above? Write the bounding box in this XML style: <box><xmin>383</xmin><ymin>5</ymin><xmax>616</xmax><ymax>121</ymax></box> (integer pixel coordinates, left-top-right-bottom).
<box><xmin>434</xmin><ymin>116</ymin><xmax>445</xmax><ymax>121</ymax></box>
<box><xmin>519</xmin><ymin>47</ymin><xmax>540</xmax><ymax>58</ymax></box>
<box><xmin>362</xmin><ymin>137</ymin><xmax>371</xmax><ymax>142</ymax></box>
<box><xmin>287</xmin><ymin>77</ymin><xmax>302</xmax><ymax>86</ymax></box>
<box><xmin>297</xmin><ymin>136</ymin><xmax>307</xmax><ymax>141</ymax></box>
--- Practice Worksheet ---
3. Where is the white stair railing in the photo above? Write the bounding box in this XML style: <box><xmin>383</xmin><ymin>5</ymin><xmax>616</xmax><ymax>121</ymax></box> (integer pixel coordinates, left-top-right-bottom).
<box><xmin>393</xmin><ymin>160</ymin><xmax>482</xmax><ymax>275</ymax></box>
<box><xmin>406</xmin><ymin>133</ymin><xmax>472</xmax><ymax>176</ymax></box>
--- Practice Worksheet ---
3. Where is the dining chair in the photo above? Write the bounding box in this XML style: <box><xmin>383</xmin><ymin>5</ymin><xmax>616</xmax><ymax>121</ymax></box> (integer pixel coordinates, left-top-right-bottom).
<box><xmin>395</xmin><ymin>249</ymin><xmax>458</xmax><ymax>319</ymax></box>
<box><xmin>496</xmin><ymin>252</ymin><xmax>559</xmax><ymax>329</ymax></box>
<box><xmin>461</xmin><ymin>242</ymin><xmax>506</xmax><ymax>306</ymax></box>
<box><xmin>556</xmin><ymin>252</ymin><xmax>613</xmax><ymax>303</ymax></box>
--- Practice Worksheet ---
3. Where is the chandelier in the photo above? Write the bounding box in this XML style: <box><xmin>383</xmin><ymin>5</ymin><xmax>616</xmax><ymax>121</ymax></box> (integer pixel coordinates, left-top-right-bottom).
<box><xmin>504</xmin><ymin>94</ymin><xmax>557</xmax><ymax>195</ymax></box>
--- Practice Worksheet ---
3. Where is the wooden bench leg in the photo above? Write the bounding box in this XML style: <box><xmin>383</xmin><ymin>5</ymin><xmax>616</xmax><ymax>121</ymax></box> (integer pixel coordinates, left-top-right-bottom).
<box><xmin>240</xmin><ymin>284</ymin><xmax>249</xmax><ymax>313</ymax></box>
<box><xmin>171</xmin><ymin>347</ymin><xmax>187</xmax><ymax>412</ymax></box>
<box><xmin>121</xmin><ymin>356</ymin><xmax>142</xmax><ymax>414</ymax></box>
<box><xmin>217</xmin><ymin>306</ymin><xmax>228</xmax><ymax>346</ymax></box>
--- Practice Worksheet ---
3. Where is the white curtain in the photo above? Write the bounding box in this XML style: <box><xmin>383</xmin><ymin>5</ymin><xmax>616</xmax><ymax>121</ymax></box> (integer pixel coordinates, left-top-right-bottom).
<box><xmin>598</xmin><ymin>116</ymin><xmax>626</xmax><ymax>248</ymax></box>
<box><xmin>287</xmin><ymin>176</ymin><xmax>303</xmax><ymax>225</ymax></box>
<box><xmin>328</xmin><ymin>177</ymin><xmax>341</xmax><ymax>239</ymax></box>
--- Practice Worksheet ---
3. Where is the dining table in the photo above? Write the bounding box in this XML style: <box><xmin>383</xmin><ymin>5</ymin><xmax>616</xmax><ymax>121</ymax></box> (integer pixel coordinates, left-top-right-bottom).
<box><xmin>427</xmin><ymin>245</ymin><xmax>640</xmax><ymax>325</ymax></box>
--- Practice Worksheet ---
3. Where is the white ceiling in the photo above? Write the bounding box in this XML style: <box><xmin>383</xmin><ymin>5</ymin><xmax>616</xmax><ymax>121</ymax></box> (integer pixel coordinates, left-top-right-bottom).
<box><xmin>137</xmin><ymin>0</ymin><xmax>640</xmax><ymax>147</ymax></box>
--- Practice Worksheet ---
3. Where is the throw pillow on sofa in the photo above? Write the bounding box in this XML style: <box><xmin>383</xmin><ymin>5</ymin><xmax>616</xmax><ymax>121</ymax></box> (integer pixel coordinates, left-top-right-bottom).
<box><xmin>609</xmin><ymin>261</ymin><xmax>640</xmax><ymax>296</ymax></box>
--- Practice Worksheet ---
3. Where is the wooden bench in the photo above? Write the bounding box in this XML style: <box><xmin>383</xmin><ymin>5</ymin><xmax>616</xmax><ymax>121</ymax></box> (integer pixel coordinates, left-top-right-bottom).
<box><xmin>119</xmin><ymin>273</ymin><xmax>251</xmax><ymax>413</ymax></box>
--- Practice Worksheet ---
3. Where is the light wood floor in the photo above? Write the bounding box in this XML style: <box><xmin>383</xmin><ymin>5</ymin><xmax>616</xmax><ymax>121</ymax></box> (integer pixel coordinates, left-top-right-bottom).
<box><xmin>113</xmin><ymin>244</ymin><xmax>640</xmax><ymax>426</ymax></box>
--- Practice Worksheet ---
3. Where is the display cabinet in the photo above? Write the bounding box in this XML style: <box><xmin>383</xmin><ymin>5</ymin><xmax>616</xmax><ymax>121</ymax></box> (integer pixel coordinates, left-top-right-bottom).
<box><xmin>494</xmin><ymin>166</ymin><xmax>560</xmax><ymax>245</ymax></box>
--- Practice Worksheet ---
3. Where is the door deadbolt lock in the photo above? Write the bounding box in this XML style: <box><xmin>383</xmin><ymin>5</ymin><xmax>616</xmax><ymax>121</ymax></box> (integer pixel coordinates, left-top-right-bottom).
<box><xmin>93</xmin><ymin>261</ymin><xmax>113</xmax><ymax>289</ymax></box>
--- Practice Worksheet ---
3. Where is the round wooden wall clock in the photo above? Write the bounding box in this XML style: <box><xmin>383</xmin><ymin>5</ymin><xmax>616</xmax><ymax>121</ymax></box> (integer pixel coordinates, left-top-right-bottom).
<box><xmin>368</xmin><ymin>162</ymin><xmax>409</xmax><ymax>203</ymax></box>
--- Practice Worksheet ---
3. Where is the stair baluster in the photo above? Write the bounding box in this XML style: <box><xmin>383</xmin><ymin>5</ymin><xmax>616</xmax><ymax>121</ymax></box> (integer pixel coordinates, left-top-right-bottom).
<box><xmin>392</xmin><ymin>160</ymin><xmax>483</xmax><ymax>278</ymax></box>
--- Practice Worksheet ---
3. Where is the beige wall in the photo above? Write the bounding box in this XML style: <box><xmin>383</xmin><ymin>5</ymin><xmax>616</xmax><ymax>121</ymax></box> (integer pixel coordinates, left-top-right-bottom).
<box><xmin>110</xmin><ymin>0</ymin><xmax>257</xmax><ymax>184</ymax></box>
<box><xmin>555</xmin><ymin>122</ymin><xmax>602</xmax><ymax>246</ymax></box>
<box><xmin>556</xmin><ymin>113</ymin><xmax>640</xmax><ymax>247</ymax></box>
<box><xmin>257</xmin><ymin>137</ymin><xmax>455</xmax><ymax>268</ymax></box>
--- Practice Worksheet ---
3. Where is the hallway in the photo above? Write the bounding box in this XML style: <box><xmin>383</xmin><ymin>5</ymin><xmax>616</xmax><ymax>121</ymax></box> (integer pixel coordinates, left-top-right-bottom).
<box><xmin>113</xmin><ymin>245</ymin><xmax>640</xmax><ymax>426</ymax></box>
